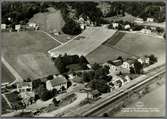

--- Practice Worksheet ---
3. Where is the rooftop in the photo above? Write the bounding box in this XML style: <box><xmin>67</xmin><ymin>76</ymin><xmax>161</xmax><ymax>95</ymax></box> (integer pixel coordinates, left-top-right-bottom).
<box><xmin>50</xmin><ymin>75</ymin><xmax>67</xmax><ymax>87</ymax></box>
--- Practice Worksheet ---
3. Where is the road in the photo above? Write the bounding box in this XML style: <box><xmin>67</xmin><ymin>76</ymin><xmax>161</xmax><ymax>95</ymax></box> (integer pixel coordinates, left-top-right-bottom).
<box><xmin>38</xmin><ymin>92</ymin><xmax>87</xmax><ymax>117</ymax></box>
<box><xmin>1</xmin><ymin>57</ymin><xmax>23</xmax><ymax>82</ymax></box>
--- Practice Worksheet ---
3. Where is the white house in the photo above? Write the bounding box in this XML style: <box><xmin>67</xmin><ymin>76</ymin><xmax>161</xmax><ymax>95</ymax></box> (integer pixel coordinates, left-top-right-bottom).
<box><xmin>121</xmin><ymin>59</ymin><xmax>135</xmax><ymax>70</ymax></box>
<box><xmin>1</xmin><ymin>24</ymin><xmax>6</xmax><ymax>30</ymax></box>
<box><xmin>124</xmin><ymin>24</ymin><xmax>131</xmax><ymax>30</ymax></box>
<box><xmin>104</xmin><ymin>59</ymin><xmax>129</xmax><ymax>75</ymax></box>
<box><xmin>147</xmin><ymin>18</ymin><xmax>154</xmax><ymax>22</ymax></box>
<box><xmin>112</xmin><ymin>23</ymin><xmax>119</xmax><ymax>29</ymax></box>
<box><xmin>134</xmin><ymin>18</ymin><xmax>144</xmax><ymax>24</ymax></box>
<box><xmin>46</xmin><ymin>75</ymin><xmax>67</xmax><ymax>91</ymax></box>
<box><xmin>28</xmin><ymin>22</ymin><xmax>37</xmax><ymax>28</ymax></box>
<box><xmin>15</xmin><ymin>24</ymin><xmax>21</xmax><ymax>32</ymax></box>
<box><xmin>140</xmin><ymin>29</ymin><xmax>151</xmax><ymax>34</ymax></box>
<box><xmin>17</xmin><ymin>82</ymin><xmax>32</xmax><ymax>93</ymax></box>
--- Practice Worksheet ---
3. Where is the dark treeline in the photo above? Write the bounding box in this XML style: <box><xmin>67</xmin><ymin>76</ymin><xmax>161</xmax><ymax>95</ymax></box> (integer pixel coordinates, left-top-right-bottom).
<box><xmin>105</xmin><ymin>2</ymin><xmax>165</xmax><ymax>22</ymax></box>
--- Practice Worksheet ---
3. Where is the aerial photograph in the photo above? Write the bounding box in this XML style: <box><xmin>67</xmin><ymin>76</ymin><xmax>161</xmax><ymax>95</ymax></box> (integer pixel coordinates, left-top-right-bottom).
<box><xmin>1</xmin><ymin>1</ymin><xmax>166</xmax><ymax>117</ymax></box>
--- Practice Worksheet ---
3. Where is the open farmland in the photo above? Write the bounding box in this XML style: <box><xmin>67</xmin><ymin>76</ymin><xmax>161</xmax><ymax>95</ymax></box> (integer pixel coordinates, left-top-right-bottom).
<box><xmin>114</xmin><ymin>33</ymin><xmax>165</xmax><ymax>63</ymax></box>
<box><xmin>2</xmin><ymin>31</ymin><xmax>60</xmax><ymax>80</ymax></box>
<box><xmin>49</xmin><ymin>27</ymin><xmax>117</xmax><ymax>57</ymax></box>
<box><xmin>87</xmin><ymin>32</ymin><xmax>165</xmax><ymax>64</ymax></box>
<box><xmin>29</xmin><ymin>7</ymin><xmax>65</xmax><ymax>33</ymax></box>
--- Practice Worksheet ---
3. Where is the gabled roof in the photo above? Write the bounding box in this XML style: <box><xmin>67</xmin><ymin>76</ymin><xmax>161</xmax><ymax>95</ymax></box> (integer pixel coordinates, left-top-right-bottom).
<box><xmin>17</xmin><ymin>82</ymin><xmax>32</xmax><ymax>88</ymax></box>
<box><xmin>108</xmin><ymin>59</ymin><xmax>123</xmax><ymax>66</ymax></box>
<box><xmin>50</xmin><ymin>76</ymin><xmax>67</xmax><ymax>87</ymax></box>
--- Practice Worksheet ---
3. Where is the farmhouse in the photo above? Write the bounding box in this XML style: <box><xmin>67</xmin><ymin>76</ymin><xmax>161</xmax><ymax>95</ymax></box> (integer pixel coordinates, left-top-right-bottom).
<box><xmin>46</xmin><ymin>75</ymin><xmax>67</xmax><ymax>91</ymax></box>
<box><xmin>15</xmin><ymin>24</ymin><xmax>21</xmax><ymax>32</ymax></box>
<box><xmin>121</xmin><ymin>59</ymin><xmax>135</xmax><ymax>70</ymax></box>
<box><xmin>1</xmin><ymin>24</ymin><xmax>6</xmax><ymax>30</ymax></box>
<box><xmin>104</xmin><ymin>59</ymin><xmax>129</xmax><ymax>75</ymax></box>
<box><xmin>17</xmin><ymin>82</ymin><xmax>32</xmax><ymax>93</ymax></box>
<box><xmin>124</xmin><ymin>24</ymin><xmax>131</xmax><ymax>30</ymax></box>
<box><xmin>112</xmin><ymin>23</ymin><xmax>119</xmax><ymax>29</ymax></box>
<box><xmin>49</xmin><ymin>27</ymin><xmax>116</xmax><ymax>57</ymax></box>
<box><xmin>134</xmin><ymin>18</ymin><xmax>144</xmax><ymax>24</ymax></box>
<box><xmin>147</xmin><ymin>18</ymin><xmax>154</xmax><ymax>22</ymax></box>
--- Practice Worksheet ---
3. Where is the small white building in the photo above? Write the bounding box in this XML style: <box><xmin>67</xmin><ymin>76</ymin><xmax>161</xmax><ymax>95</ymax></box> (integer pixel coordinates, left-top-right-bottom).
<box><xmin>134</xmin><ymin>18</ymin><xmax>144</xmax><ymax>24</ymax></box>
<box><xmin>147</xmin><ymin>18</ymin><xmax>154</xmax><ymax>22</ymax></box>
<box><xmin>28</xmin><ymin>22</ymin><xmax>37</xmax><ymax>28</ymax></box>
<box><xmin>46</xmin><ymin>75</ymin><xmax>67</xmax><ymax>91</ymax></box>
<box><xmin>1</xmin><ymin>24</ymin><xmax>6</xmax><ymax>30</ymax></box>
<box><xmin>140</xmin><ymin>29</ymin><xmax>151</xmax><ymax>34</ymax></box>
<box><xmin>15</xmin><ymin>24</ymin><xmax>21</xmax><ymax>32</ymax></box>
<box><xmin>124</xmin><ymin>24</ymin><xmax>131</xmax><ymax>30</ymax></box>
<box><xmin>112</xmin><ymin>23</ymin><xmax>119</xmax><ymax>29</ymax></box>
<box><xmin>17</xmin><ymin>82</ymin><xmax>32</xmax><ymax>93</ymax></box>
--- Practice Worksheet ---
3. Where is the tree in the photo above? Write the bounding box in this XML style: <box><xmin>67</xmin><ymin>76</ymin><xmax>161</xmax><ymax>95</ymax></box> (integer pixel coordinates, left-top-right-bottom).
<box><xmin>149</xmin><ymin>54</ymin><xmax>157</xmax><ymax>65</ymax></box>
<box><xmin>47</xmin><ymin>75</ymin><xmax>54</xmax><ymax>80</ymax></box>
<box><xmin>53</xmin><ymin>98</ymin><xmax>60</xmax><ymax>106</ymax></box>
<box><xmin>89</xmin><ymin>79</ymin><xmax>110</xmax><ymax>93</ymax></box>
<box><xmin>92</xmin><ymin>63</ymin><xmax>102</xmax><ymax>70</ymax></box>
<box><xmin>103</xmin><ymin>113</ymin><xmax>109</xmax><ymax>117</ymax></box>
<box><xmin>134</xmin><ymin>60</ymin><xmax>143</xmax><ymax>74</ymax></box>
<box><xmin>62</xmin><ymin>19</ymin><xmax>82</xmax><ymax>35</ymax></box>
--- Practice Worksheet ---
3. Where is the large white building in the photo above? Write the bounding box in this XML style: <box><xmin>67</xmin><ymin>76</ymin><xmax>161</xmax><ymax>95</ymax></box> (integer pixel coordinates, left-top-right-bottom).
<box><xmin>46</xmin><ymin>75</ymin><xmax>67</xmax><ymax>91</ymax></box>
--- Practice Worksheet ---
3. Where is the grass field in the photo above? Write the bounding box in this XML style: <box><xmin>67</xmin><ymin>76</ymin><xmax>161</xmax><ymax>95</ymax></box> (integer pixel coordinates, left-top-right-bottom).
<box><xmin>87</xmin><ymin>32</ymin><xmax>165</xmax><ymax>64</ymax></box>
<box><xmin>1</xmin><ymin>63</ymin><xmax>15</xmax><ymax>83</ymax></box>
<box><xmin>29</xmin><ymin>7</ymin><xmax>65</xmax><ymax>33</ymax></box>
<box><xmin>49</xmin><ymin>27</ymin><xmax>117</xmax><ymax>57</ymax></box>
<box><xmin>2</xmin><ymin>31</ymin><xmax>61</xmax><ymax>80</ymax></box>
<box><xmin>103</xmin><ymin>31</ymin><xmax>126</xmax><ymax>46</ymax></box>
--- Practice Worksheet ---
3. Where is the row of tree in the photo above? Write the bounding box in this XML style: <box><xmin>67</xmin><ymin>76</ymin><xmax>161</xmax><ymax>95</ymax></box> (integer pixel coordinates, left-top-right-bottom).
<box><xmin>104</xmin><ymin>2</ymin><xmax>165</xmax><ymax>23</ymax></box>
<box><xmin>52</xmin><ymin>54</ymin><xmax>89</xmax><ymax>73</ymax></box>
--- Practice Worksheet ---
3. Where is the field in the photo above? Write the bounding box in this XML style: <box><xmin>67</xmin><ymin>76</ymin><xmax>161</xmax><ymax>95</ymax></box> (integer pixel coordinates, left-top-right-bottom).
<box><xmin>1</xmin><ymin>63</ymin><xmax>15</xmax><ymax>83</ymax></box>
<box><xmin>86</xmin><ymin>32</ymin><xmax>165</xmax><ymax>64</ymax></box>
<box><xmin>2</xmin><ymin>31</ymin><xmax>61</xmax><ymax>80</ymax></box>
<box><xmin>49</xmin><ymin>27</ymin><xmax>117</xmax><ymax>57</ymax></box>
<box><xmin>29</xmin><ymin>7</ymin><xmax>65</xmax><ymax>33</ymax></box>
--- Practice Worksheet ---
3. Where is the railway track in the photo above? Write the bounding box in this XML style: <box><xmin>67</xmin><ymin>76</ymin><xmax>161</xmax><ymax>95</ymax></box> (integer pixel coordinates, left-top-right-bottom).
<box><xmin>78</xmin><ymin>65</ymin><xmax>165</xmax><ymax>117</ymax></box>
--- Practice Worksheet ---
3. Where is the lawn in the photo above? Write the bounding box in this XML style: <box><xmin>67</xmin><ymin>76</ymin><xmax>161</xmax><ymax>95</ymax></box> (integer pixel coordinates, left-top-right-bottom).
<box><xmin>114</xmin><ymin>33</ymin><xmax>165</xmax><ymax>63</ymax></box>
<box><xmin>49</xmin><ymin>27</ymin><xmax>116</xmax><ymax>57</ymax></box>
<box><xmin>2</xmin><ymin>31</ymin><xmax>61</xmax><ymax>80</ymax></box>
<box><xmin>86</xmin><ymin>45</ymin><xmax>131</xmax><ymax>64</ymax></box>
<box><xmin>86</xmin><ymin>32</ymin><xmax>165</xmax><ymax>64</ymax></box>
<box><xmin>29</xmin><ymin>7</ymin><xmax>65</xmax><ymax>33</ymax></box>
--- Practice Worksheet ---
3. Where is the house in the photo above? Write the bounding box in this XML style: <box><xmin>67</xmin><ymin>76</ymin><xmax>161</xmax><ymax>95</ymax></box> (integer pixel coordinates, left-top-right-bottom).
<box><xmin>112</xmin><ymin>23</ymin><xmax>119</xmax><ymax>29</ymax></box>
<box><xmin>17</xmin><ymin>82</ymin><xmax>35</xmax><ymax>103</ymax></box>
<box><xmin>124</xmin><ymin>24</ymin><xmax>131</xmax><ymax>30</ymax></box>
<box><xmin>104</xmin><ymin>59</ymin><xmax>130</xmax><ymax>75</ymax></box>
<box><xmin>121</xmin><ymin>59</ymin><xmax>135</xmax><ymax>71</ymax></box>
<box><xmin>15</xmin><ymin>24</ymin><xmax>21</xmax><ymax>32</ymax></box>
<box><xmin>1</xmin><ymin>24</ymin><xmax>6</xmax><ymax>30</ymax></box>
<box><xmin>17</xmin><ymin>82</ymin><xmax>33</xmax><ymax>93</ymax></box>
<box><xmin>137</xmin><ymin>56</ymin><xmax>150</xmax><ymax>65</ymax></box>
<box><xmin>134</xmin><ymin>18</ymin><xmax>144</xmax><ymax>24</ymax></box>
<box><xmin>90</xmin><ymin>90</ymin><xmax>101</xmax><ymax>99</ymax></box>
<box><xmin>46</xmin><ymin>75</ymin><xmax>67</xmax><ymax>91</ymax></box>
<box><xmin>140</xmin><ymin>29</ymin><xmax>151</xmax><ymax>34</ymax></box>
<box><xmin>28</xmin><ymin>22</ymin><xmax>39</xmax><ymax>30</ymax></box>
<box><xmin>147</xmin><ymin>18</ymin><xmax>154</xmax><ymax>22</ymax></box>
